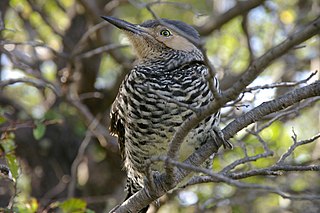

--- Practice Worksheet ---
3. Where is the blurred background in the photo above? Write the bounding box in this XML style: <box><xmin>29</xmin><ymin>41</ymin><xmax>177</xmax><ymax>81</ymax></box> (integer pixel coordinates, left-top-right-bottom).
<box><xmin>0</xmin><ymin>0</ymin><xmax>319</xmax><ymax>212</ymax></box>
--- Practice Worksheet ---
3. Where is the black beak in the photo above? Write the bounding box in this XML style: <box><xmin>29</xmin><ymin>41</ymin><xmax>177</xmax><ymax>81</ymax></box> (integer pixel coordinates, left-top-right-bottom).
<box><xmin>101</xmin><ymin>16</ymin><xmax>144</xmax><ymax>34</ymax></box>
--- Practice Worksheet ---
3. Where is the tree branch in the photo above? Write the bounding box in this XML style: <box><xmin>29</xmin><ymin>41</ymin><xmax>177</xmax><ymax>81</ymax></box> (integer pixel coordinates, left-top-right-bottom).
<box><xmin>0</xmin><ymin>77</ymin><xmax>61</xmax><ymax>97</ymax></box>
<box><xmin>196</xmin><ymin>0</ymin><xmax>266</xmax><ymax>36</ymax></box>
<box><xmin>244</xmin><ymin>71</ymin><xmax>318</xmax><ymax>92</ymax></box>
<box><xmin>167</xmin><ymin>16</ymin><xmax>320</xmax><ymax>168</ymax></box>
<box><xmin>112</xmin><ymin>14</ymin><xmax>320</xmax><ymax>213</ymax></box>
<box><xmin>114</xmin><ymin>80</ymin><xmax>320</xmax><ymax>212</ymax></box>
<box><xmin>223</xmin><ymin>80</ymin><xmax>320</xmax><ymax>139</ymax></box>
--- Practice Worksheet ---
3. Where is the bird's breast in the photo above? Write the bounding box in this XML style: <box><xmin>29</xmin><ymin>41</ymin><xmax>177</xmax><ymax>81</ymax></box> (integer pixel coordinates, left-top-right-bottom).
<box><xmin>118</xmin><ymin>63</ymin><xmax>214</xmax><ymax>174</ymax></box>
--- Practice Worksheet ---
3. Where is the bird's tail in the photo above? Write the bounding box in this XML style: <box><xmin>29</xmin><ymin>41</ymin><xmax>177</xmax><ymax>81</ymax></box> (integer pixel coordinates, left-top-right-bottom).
<box><xmin>124</xmin><ymin>178</ymin><xmax>149</xmax><ymax>213</ymax></box>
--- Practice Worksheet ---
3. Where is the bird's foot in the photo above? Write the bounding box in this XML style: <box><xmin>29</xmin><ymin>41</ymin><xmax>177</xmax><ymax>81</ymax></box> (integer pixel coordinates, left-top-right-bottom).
<box><xmin>142</xmin><ymin>171</ymin><xmax>161</xmax><ymax>210</ymax></box>
<box><xmin>143</xmin><ymin>170</ymin><xmax>161</xmax><ymax>195</ymax></box>
<box><xmin>211</xmin><ymin>126</ymin><xmax>233</xmax><ymax>149</ymax></box>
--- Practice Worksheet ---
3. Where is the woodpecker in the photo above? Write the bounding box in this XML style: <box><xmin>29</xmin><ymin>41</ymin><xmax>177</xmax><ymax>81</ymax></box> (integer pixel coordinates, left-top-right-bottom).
<box><xmin>102</xmin><ymin>16</ymin><xmax>231</xmax><ymax>212</ymax></box>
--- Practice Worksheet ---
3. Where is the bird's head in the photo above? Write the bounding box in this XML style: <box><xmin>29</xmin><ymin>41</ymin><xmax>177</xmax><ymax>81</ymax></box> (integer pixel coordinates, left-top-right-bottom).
<box><xmin>102</xmin><ymin>16</ymin><xmax>203</xmax><ymax>63</ymax></box>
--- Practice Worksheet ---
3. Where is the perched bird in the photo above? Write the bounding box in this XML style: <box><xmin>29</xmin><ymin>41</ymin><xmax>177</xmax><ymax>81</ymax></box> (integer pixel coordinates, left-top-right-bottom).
<box><xmin>102</xmin><ymin>16</ymin><xmax>231</xmax><ymax>212</ymax></box>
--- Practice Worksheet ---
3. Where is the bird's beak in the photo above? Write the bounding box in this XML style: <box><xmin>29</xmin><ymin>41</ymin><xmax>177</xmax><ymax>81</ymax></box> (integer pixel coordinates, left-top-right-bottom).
<box><xmin>101</xmin><ymin>16</ymin><xmax>145</xmax><ymax>35</ymax></box>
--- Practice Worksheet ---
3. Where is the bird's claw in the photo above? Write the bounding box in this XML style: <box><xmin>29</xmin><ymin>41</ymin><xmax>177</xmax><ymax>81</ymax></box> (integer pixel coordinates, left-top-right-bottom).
<box><xmin>212</xmin><ymin>126</ymin><xmax>233</xmax><ymax>149</ymax></box>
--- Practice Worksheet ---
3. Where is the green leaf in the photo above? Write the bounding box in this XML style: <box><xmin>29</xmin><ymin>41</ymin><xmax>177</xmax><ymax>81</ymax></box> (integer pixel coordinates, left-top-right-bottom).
<box><xmin>16</xmin><ymin>198</ymin><xmax>39</xmax><ymax>213</ymax></box>
<box><xmin>33</xmin><ymin>122</ymin><xmax>46</xmax><ymax>140</ymax></box>
<box><xmin>0</xmin><ymin>115</ymin><xmax>6</xmax><ymax>124</ymax></box>
<box><xmin>5</xmin><ymin>153</ymin><xmax>19</xmax><ymax>180</ymax></box>
<box><xmin>1</xmin><ymin>133</ymin><xmax>16</xmax><ymax>153</ymax></box>
<box><xmin>59</xmin><ymin>198</ymin><xmax>87</xmax><ymax>213</ymax></box>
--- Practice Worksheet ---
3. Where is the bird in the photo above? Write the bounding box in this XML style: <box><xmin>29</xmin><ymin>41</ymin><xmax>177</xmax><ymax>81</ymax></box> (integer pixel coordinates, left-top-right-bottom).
<box><xmin>102</xmin><ymin>16</ymin><xmax>232</xmax><ymax>212</ymax></box>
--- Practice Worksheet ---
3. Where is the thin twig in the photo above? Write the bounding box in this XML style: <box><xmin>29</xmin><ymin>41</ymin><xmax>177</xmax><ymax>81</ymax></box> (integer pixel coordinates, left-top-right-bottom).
<box><xmin>167</xmin><ymin>17</ymin><xmax>320</xmax><ymax>168</ymax></box>
<box><xmin>115</xmin><ymin>80</ymin><xmax>320</xmax><ymax>213</ymax></box>
<box><xmin>66</xmin><ymin>95</ymin><xmax>117</xmax><ymax>150</ymax></box>
<box><xmin>113</xmin><ymin>12</ymin><xmax>320</xmax><ymax>213</ymax></box>
<box><xmin>277</xmin><ymin>132</ymin><xmax>320</xmax><ymax>165</ymax></box>
<box><xmin>196</xmin><ymin>0</ymin><xmax>267</xmax><ymax>35</ymax></box>
<box><xmin>241</xmin><ymin>12</ymin><xmax>255</xmax><ymax>62</ymax></box>
<box><xmin>220</xmin><ymin>150</ymin><xmax>273</xmax><ymax>174</ymax></box>
<box><xmin>25</xmin><ymin>0</ymin><xmax>63</xmax><ymax>36</ymax></box>
<box><xmin>0</xmin><ymin>40</ymin><xmax>66</xmax><ymax>58</ymax></box>
<box><xmin>185</xmin><ymin>163</ymin><xmax>320</xmax><ymax>186</ymax></box>
<box><xmin>67</xmin><ymin>129</ymin><xmax>93</xmax><ymax>197</ymax></box>
<box><xmin>73</xmin><ymin>21</ymin><xmax>109</xmax><ymax>56</ymax></box>
<box><xmin>245</xmin><ymin>71</ymin><xmax>318</xmax><ymax>92</ymax></box>
<box><xmin>153</xmin><ymin>156</ymin><xmax>320</xmax><ymax>200</ymax></box>
<box><xmin>255</xmin><ymin>96</ymin><xmax>320</xmax><ymax>132</ymax></box>
<box><xmin>75</xmin><ymin>44</ymin><xmax>128</xmax><ymax>59</ymax></box>
<box><xmin>0</xmin><ymin>77</ymin><xmax>61</xmax><ymax>97</ymax></box>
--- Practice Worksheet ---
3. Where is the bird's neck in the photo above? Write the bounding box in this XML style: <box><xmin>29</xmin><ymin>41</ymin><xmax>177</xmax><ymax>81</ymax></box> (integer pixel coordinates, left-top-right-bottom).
<box><xmin>136</xmin><ymin>49</ymin><xmax>204</xmax><ymax>70</ymax></box>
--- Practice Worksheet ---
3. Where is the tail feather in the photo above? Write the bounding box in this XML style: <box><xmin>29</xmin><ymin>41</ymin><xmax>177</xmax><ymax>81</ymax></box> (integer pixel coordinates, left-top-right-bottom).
<box><xmin>125</xmin><ymin>178</ymin><xmax>149</xmax><ymax>213</ymax></box>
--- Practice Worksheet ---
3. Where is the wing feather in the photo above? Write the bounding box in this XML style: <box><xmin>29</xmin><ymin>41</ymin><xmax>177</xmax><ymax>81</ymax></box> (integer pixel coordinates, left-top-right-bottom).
<box><xmin>110</xmin><ymin>92</ymin><xmax>126</xmax><ymax>159</ymax></box>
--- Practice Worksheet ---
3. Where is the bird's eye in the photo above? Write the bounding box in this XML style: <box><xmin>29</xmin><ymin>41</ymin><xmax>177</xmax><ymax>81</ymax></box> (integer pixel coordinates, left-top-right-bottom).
<box><xmin>160</xmin><ymin>29</ymin><xmax>172</xmax><ymax>37</ymax></box>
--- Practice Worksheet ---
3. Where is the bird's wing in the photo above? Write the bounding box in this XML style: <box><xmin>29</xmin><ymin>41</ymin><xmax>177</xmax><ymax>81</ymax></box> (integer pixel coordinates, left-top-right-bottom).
<box><xmin>110</xmin><ymin>90</ymin><xmax>126</xmax><ymax>159</ymax></box>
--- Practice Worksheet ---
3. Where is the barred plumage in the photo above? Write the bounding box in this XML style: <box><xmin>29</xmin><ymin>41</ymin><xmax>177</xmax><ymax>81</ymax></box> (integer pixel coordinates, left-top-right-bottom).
<box><xmin>103</xmin><ymin>16</ymin><xmax>230</xmax><ymax>212</ymax></box>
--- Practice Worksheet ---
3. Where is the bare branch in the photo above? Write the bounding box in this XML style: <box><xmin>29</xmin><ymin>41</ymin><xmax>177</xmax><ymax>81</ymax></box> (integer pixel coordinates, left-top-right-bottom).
<box><xmin>167</xmin><ymin>17</ymin><xmax>320</xmax><ymax>165</ymax></box>
<box><xmin>66</xmin><ymin>95</ymin><xmax>118</xmax><ymax>150</ymax></box>
<box><xmin>0</xmin><ymin>119</ymin><xmax>62</xmax><ymax>133</ymax></box>
<box><xmin>0</xmin><ymin>10</ymin><xmax>4</xmax><ymax>32</ymax></box>
<box><xmin>245</xmin><ymin>71</ymin><xmax>318</xmax><ymax>92</ymax></box>
<box><xmin>0</xmin><ymin>46</ymin><xmax>39</xmax><ymax>75</ymax></box>
<box><xmin>232</xmin><ymin>165</ymin><xmax>320</xmax><ymax>180</ymax></box>
<box><xmin>74</xmin><ymin>44</ymin><xmax>128</xmax><ymax>59</ymax></box>
<box><xmin>223</xmin><ymin>17</ymin><xmax>320</xmax><ymax>102</ymax></box>
<box><xmin>25</xmin><ymin>0</ymin><xmax>63</xmax><ymax>36</ymax></box>
<box><xmin>220</xmin><ymin>149</ymin><xmax>273</xmax><ymax>174</ymax></box>
<box><xmin>223</xmin><ymin>93</ymin><xmax>246</xmax><ymax>108</ymax></box>
<box><xmin>114</xmin><ymin>80</ymin><xmax>320</xmax><ymax>213</ymax></box>
<box><xmin>196</xmin><ymin>0</ymin><xmax>266</xmax><ymax>35</ymax></box>
<box><xmin>223</xmin><ymin>81</ymin><xmax>320</xmax><ymax>140</ymax></box>
<box><xmin>277</xmin><ymin>132</ymin><xmax>320</xmax><ymax>165</ymax></box>
<box><xmin>241</xmin><ymin>13</ymin><xmax>255</xmax><ymax>62</ymax></box>
<box><xmin>186</xmin><ymin>163</ymin><xmax>320</xmax><ymax>186</ymax></box>
<box><xmin>79</xmin><ymin>92</ymin><xmax>104</xmax><ymax>101</ymax></box>
<box><xmin>0</xmin><ymin>77</ymin><xmax>61</xmax><ymax>97</ymax></box>
<box><xmin>129</xmin><ymin>0</ymin><xmax>197</xmax><ymax>14</ymax></box>
<box><xmin>113</xmin><ymin>16</ymin><xmax>320</xmax><ymax>212</ymax></box>
<box><xmin>72</xmin><ymin>21</ymin><xmax>109</xmax><ymax>56</ymax></box>
<box><xmin>256</xmin><ymin>96</ymin><xmax>320</xmax><ymax>132</ymax></box>
<box><xmin>68</xmin><ymin>126</ymin><xmax>94</xmax><ymax>197</ymax></box>
<box><xmin>154</xmin><ymin>156</ymin><xmax>320</xmax><ymax>200</ymax></box>
<box><xmin>0</xmin><ymin>40</ymin><xmax>67</xmax><ymax>58</ymax></box>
